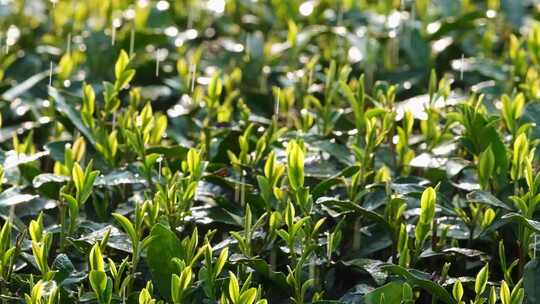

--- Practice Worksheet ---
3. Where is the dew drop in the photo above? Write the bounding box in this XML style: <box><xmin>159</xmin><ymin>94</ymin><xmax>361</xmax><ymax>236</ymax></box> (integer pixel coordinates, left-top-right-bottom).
<box><xmin>156</xmin><ymin>0</ymin><xmax>169</xmax><ymax>11</ymax></box>
<box><xmin>299</xmin><ymin>1</ymin><xmax>314</xmax><ymax>16</ymax></box>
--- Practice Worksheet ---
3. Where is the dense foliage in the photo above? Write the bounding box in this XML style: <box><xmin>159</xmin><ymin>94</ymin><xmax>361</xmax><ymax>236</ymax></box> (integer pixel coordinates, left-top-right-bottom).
<box><xmin>1</xmin><ymin>0</ymin><xmax>540</xmax><ymax>303</ymax></box>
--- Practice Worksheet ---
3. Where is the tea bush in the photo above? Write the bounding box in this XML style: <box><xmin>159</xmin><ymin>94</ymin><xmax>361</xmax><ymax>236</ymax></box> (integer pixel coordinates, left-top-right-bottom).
<box><xmin>0</xmin><ymin>0</ymin><xmax>539</xmax><ymax>303</ymax></box>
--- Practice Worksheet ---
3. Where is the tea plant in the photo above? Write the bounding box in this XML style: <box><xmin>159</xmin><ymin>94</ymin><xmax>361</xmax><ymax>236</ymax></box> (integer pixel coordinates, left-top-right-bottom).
<box><xmin>1</xmin><ymin>0</ymin><xmax>540</xmax><ymax>303</ymax></box>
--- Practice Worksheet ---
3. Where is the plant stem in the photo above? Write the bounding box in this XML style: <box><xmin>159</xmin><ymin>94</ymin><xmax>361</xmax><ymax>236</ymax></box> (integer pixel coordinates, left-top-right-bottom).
<box><xmin>59</xmin><ymin>202</ymin><xmax>66</xmax><ymax>251</ymax></box>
